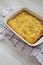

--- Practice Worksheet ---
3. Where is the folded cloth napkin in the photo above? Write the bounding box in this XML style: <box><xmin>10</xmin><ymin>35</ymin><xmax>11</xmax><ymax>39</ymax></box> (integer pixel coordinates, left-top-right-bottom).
<box><xmin>0</xmin><ymin>7</ymin><xmax>43</xmax><ymax>65</ymax></box>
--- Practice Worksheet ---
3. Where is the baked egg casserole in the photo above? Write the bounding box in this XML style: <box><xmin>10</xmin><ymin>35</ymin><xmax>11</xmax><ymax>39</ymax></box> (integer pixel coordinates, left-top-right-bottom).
<box><xmin>7</xmin><ymin>11</ymin><xmax>43</xmax><ymax>44</ymax></box>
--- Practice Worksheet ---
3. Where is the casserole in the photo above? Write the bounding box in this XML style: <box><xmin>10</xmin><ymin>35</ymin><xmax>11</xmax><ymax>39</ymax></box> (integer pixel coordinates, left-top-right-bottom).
<box><xmin>4</xmin><ymin>7</ymin><xmax>43</xmax><ymax>46</ymax></box>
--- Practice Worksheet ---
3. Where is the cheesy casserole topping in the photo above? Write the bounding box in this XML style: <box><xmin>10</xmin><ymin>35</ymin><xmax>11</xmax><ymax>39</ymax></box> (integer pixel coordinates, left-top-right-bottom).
<box><xmin>7</xmin><ymin>11</ymin><xmax>43</xmax><ymax>44</ymax></box>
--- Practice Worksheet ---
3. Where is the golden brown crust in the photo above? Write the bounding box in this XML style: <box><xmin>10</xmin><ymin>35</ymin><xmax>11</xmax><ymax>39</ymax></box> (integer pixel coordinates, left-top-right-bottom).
<box><xmin>7</xmin><ymin>11</ymin><xmax>43</xmax><ymax>44</ymax></box>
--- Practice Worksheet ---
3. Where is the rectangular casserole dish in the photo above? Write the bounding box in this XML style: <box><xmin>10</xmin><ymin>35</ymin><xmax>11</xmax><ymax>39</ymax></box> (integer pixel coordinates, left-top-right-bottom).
<box><xmin>4</xmin><ymin>7</ymin><xmax>43</xmax><ymax>46</ymax></box>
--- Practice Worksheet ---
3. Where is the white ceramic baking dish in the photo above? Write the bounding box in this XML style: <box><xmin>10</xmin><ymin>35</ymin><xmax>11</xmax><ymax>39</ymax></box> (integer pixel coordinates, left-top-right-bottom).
<box><xmin>4</xmin><ymin>7</ymin><xmax>43</xmax><ymax>46</ymax></box>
